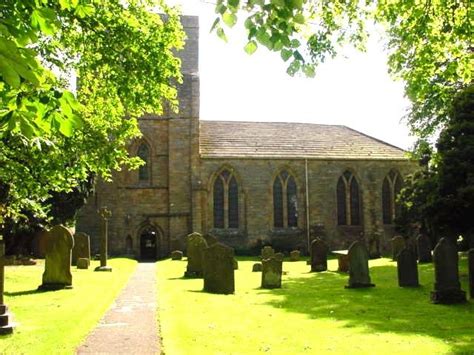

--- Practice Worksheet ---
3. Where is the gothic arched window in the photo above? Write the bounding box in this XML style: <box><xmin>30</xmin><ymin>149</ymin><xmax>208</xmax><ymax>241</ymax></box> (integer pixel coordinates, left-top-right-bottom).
<box><xmin>137</xmin><ymin>143</ymin><xmax>151</xmax><ymax>183</ymax></box>
<box><xmin>273</xmin><ymin>170</ymin><xmax>298</xmax><ymax>228</ymax></box>
<box><xmin>382</xmin><ymin>170</ymin><xmax>403</xmax><ymax>224</ymax></box>
<box><xmin>337</xmin><ymin>170</ymin><xmax>361</xmax><ymax>225</ymax></box>
<box><xmin>213</xmin><ymin>169</ymin><xmax>239</xmax><ymax>229</ymax></box>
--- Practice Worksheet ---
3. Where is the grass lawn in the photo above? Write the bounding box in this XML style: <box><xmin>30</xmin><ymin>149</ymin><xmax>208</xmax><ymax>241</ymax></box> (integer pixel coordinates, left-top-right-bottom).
<box><xmin>157</xmin><ymin>256</ymin><xmax>473</xmax><ymax>355</ymax></box>
<box><xmin>0</xmin><ymin>257</ymin><xmax>137</xmax><ymax>354</ymax></box>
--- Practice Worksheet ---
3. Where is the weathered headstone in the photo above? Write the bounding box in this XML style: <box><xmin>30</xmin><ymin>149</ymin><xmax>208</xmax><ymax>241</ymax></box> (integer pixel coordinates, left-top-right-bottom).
<box><xmin>72</xmin><ymin>232</ymin><xmax>91</xmax><ymax>266</ymax></box>
<box><xmin>345</xmin><ymin>241</ymin><xmax>375</xmax><ymax>288</ymax></box>
<box><xmin>469</xmin><ymin>249</ymin><xmax>474</xmax><ymax>299</ymax></box>
<box><xmin>184</xmin><ymin>233</ymin><xmax>208</xmax><ymax>278</ymax></box>
<box><xmin>171</xmin><ymin>250</ymin><xmax>183</xmax><ymax>260</ymax></box>
<box><xmin>252</xmin><ymin>263</ymin><xmax>262</xmax><ymax>272</ymax></box>
<box><xmin>39</xmin><ymin>225</ymin><xmax>74</xmax><ymax>290</ymax></box>
<box><xmin>95</xmin><ymin>207</ymin><xmax>112</xmax><ymax>272</ymax></box>
<box><xmin>261</xmin><ymin>257</ymin><xmax>283</xmax><ymax>289</ymax></box>
<box><xmin>0</xmin><ymin>236</ymin><xmax>14</xmax><ymax>335</ymax></box>
<box><xmin>416</xmin><ymin>234</ymin><xmax>432</xmax><ymax>263</ymax></box>
<box><xmin>275</xmin><ymin>252</ymin><xmax>284</xmax><ymax>262</ymax></box>
<box><xmin>290</xmin><ymin>250</ymin><xmax>300</xmax><ymax>261</ymax></box>
<box><xmin>202</xmin><ymin>243</ymin><xmax>234</xmax><ymax>294</ymax></box>
<box><xmin>233</xmin><ymin>259</ymin><xmax>239</xmax><ymax>270</ymax></box>
<box><xmin>261</xmin><ymin>246</ymin><xmax>275</xmax><ymax>260</ymax></box>
<box><xmin>203</xmin><ymin>234</ymin><xmax>218</xmax><ymax>246</ymax></box>
<box><xmin>77</xmin><ymin>258</ymin><xmax>90</xmax><ymax>270</ymax></box>
<box><xmin>391</xmin><ymin>235</ymin><xmax>405</xmax><ymax>261</ymax></box>
<box><xmin>430</xmin><ymin>238</ymin><xmax>466</xmax><ymax>304</ymax></box>
<box><xmin>311</xmin><ymin>238</ymin><xmax>328</xmax><ymax>272</ymax></box>
<box><xmin>397</xmin><ymin>248</ymin><xmax>419</xmax><ymax>287</ymax></box>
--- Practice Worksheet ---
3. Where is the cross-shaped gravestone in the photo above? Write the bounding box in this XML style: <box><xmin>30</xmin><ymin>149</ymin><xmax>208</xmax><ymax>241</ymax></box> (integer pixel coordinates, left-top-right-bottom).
<box><xmin>0</xmin><ymin>236</ymin><xmax>14</xmax><ymax>334</ymax></box>
<box><xmin>95</xmin><ymin>207</ymin><xmax>112</xmax><ymax>272</ymax></box>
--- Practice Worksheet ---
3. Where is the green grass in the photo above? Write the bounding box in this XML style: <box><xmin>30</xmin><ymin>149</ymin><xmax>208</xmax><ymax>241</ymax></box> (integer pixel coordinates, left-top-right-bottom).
<box><xmin>1</xmin><ymin>258</ymin><xmax>137</xmax><ymax>354</ymax></box>
<box><xmin>157</xmin><ymin>256</ymin><xmax>473</xmax><ymax>355</ymax></box>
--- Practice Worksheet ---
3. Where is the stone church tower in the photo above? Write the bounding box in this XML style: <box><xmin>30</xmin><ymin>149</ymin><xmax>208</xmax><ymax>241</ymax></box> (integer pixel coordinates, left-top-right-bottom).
<box><xmin>77</xmin><ymin>16</ymin><xmax>200</xmax><ymax>259</ymax></box>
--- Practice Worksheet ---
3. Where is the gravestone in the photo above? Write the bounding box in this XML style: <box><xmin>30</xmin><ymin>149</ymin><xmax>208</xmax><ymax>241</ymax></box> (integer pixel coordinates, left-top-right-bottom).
<box><xmin>0</xmin><ymin>236</ymin><xmax>14</xmax><ymax>335</ymax></box>
<box><xmin>184</xmin><ymin>233</ymin><xmax>208</xmax><ymax>278</ymax></box>
<box><xmin>391</xmin><ymin>235</ymin><xmax>405</xmax><ymax>261</ymax></box>
<box><xmin>202</xmin><ymin>243</ymin><xmax>234</xmax><ymax>294</ymax></box>
<box><xmin>430</xmin><ymin>238</ymin><xmax>466</xmax><ymax>304</ymax></box>
<box><xmin>275</xmin><ymin>252</ymin><xmax>284</xmax><ymax>262</ymax></box>
<box><xmin>203</xmin><ymin>234</ymin><xmax>218</xmax><ymax>246</ymax></box>
<box><xmin>397</xmin><ymin>248</ymin><xmax>419</xmax><ymax>287</ymax></box>
<box><xmin>290</xmin><ymin>250</ymin><xmax>300</xmax><ymax>261</ymax></box>
<box><xmin>345</xmin><ymin>241</ymin><xmax>375</xmax><ymax>288</ymax></box>
<box><xmin>171</xmin><ymin>250</ymin><xmax>183</xmax><ymax>260</ymax></box>
<box><xmin>311</xmin><ymin>238</ymin><xmax>328</xmax><ymax>272</ymax></box>
<box><xmin>95</xmin><ymin>207</ymin><xmax>112</xmax><ymax>272</ymax></box>
<box><xmin>416</xmin><ymin>234</ymin><xmax>432</xmax><ymax>263</ymax></box>
<box><xmin>77</xmin><ymin>258</ymin><xmax>90</xmax><ymax>270</ymax></box>
<box><xmin>261</xmin><ymin>257</ymin><xmax>283</xmax><ymax>289</ymax></box>
<box><xmin>39</xmin><ymin>225</ymin><xmax>74</xmax><ymax>290</ymax></box>
<box><xmin>233</xmin><ymin>259</ymin><xmax>239</xmax><ymax>270</ymax></box>
<box><xmin>469</xmin><ymin>249</ymin><xmax>474</xmax><ymax>299</ymax></box>
<box><xmin>261</xmin><ymin>246</ymin><xmax>275</xmax><ymax>260</ymax></box>
<box><xmin>72</xmin><ymin>232</ymin><xmax>91</xmax><ymax>266</ymax></box>
<box><xmin>252</xmin><ymin>263</ymin><xmax>262</xmax><ymax>272</ymax></box>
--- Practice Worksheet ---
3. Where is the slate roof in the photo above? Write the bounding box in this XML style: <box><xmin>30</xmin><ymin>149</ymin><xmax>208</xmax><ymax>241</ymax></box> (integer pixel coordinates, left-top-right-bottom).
<box><xmin>199</xmin><ymin>120</ymin><xmax>408</xmax><ymax>160</ymax></box>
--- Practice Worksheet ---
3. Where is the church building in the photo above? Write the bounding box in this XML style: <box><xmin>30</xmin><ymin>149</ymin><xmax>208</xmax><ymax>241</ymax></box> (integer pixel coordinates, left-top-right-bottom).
<box><xmin>77</xmin><ymin>16</ymin><xmax>415</xmax><ymax>259</ymax></box>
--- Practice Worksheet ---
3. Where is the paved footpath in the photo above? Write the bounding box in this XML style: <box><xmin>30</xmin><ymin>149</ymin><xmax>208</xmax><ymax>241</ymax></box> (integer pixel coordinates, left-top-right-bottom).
<box><xmin>77</xmin><ymin>262</ymin><xmax>160</xmax><ymax>354</ymax></box>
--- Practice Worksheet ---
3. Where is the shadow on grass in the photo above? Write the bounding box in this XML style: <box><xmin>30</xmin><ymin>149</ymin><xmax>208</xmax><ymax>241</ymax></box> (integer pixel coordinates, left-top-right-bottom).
<box><xmin>259</xmin><ymin>261</ymin><xmax>473</xmax><ymax>353</ymax></box>
<box><xmin>4</xmin><ymin>288</ymin><xmax>60</xmax><ymax>296</ymax></box>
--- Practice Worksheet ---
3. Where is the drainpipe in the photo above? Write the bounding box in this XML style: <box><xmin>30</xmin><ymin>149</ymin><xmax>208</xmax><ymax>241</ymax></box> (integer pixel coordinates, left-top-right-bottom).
<box><xmin>305</xmin><ymin>158</ymin><xmax>310</xmax><ymax>254</ymax></box>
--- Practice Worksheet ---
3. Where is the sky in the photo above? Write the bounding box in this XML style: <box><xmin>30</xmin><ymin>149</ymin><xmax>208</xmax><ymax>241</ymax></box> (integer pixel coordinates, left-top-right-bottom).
<box><xmin>169</xmin><ymin>0</ymin><xmax>415</xmax><ymax>150</ymax></box>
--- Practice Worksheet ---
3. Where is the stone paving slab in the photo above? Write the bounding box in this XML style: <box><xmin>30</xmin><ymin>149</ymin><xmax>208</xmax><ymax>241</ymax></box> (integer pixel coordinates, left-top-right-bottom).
<box><xmin>77</xmin><ymin>262</ymin><xmax>159</xmax><ymax>354</ymax></box>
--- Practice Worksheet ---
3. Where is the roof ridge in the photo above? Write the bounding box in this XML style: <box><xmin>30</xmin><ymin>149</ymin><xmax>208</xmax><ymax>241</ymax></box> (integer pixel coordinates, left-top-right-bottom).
<box><xmin>200</xmin><ymin>120</ymin><xmax>343</xmax><ymax>128</ymax></box>
<box><xmin>339</xmin><ymin>125</ymin><xmax>408</xmax><ymax>153</ymax></box>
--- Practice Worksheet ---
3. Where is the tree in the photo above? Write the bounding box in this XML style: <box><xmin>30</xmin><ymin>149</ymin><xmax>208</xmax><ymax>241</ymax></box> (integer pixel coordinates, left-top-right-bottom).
<box><xmin>0</xmin><ymin>1</ymin><xmax>185</xmax><ymax>230</ymax></box>
<box><xmin>395</xmin><ymin>85</ymin><xmax>474</xmax><ymax>246</ymax></box>
<box><xmin>212</xmin><ymin>0</ymin><xmax>471</xmax><ymax>140</ymax></box>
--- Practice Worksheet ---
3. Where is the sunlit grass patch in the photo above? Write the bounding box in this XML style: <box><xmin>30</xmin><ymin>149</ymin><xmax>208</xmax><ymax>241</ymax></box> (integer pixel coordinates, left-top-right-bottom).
<box><xmin>157</xmin><ymin>256</ymin><xmax>472</xmax><ymax>354</ymax></box>
<box><xmin>1</xmin><ymin>258</ymin><xmax>137</xmax><ymax>354</ymax></box>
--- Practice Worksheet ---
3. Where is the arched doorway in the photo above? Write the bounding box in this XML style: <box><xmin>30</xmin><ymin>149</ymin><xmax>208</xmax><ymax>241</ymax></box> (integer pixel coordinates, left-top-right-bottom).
<box><xmin>139</xmin><ymin>226</ymin><xmax>159</xmax><ymax>260</ymax></box>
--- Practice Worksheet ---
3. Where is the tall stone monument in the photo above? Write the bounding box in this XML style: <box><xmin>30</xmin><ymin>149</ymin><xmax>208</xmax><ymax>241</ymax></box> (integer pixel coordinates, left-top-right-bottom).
<box><xmin>430</xmin><ymin>238</ymin><xmax>466</xmax><ymax>304</ymax></box>
<box><xmin>345</xmin><ymin>241</ymin><xmax>375</xmax><ymax>288</ymax></box>
<box><xmin>0</xmin><ymin>236</ymin><xmax>14</xmax><ymax>334</ymax></box>
<box><xmin>39</xmin><ymin>225</ymin><xmax>74</xmax><ymax>289</ymax></box>
<box><xmin>184</xmin><ymin>232</ymin><xmax>208</xmax><ymax>278</ymax></box>
<box><xmin>95</xmin><ymin>207</ymin><xmax>112</xmax><ymax>272</ymax></box>
<box><xmin>310</xmin><ymin>238</ymin><xmax>328</xmax><ymax>272</ymax></box>
<box><xmin>202</xmin><ymin>243</ymin><xmax>234</xmax><ymax>294</ymax></box>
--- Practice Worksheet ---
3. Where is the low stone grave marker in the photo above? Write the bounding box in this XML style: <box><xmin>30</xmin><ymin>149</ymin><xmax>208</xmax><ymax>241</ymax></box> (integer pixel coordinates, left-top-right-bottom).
<box><xmin>39</xmin><ymin>225</ymin><xmax>74</xmax><ymax>290</ymax></box>
<box><xmin>311</xmin><ymin>238</ymin><xmax>328</xmax><ymax>272</ymax></box>
<box><xmin>72</xmin><ymin>232</ymin><xmax>91</xmax><ymax>266</ymax></box>
<box><xmin>233</xmin><ymin>259</ymin><xmax>239</xmax><ymax>270</ymax></box>
<box><xmin>391</xmin><ymin>235</ymin><xmax>405</xmax><ymax>261</ymax></box>
<box><xmin>416</xmin><ymin>234</ymin><xmax>432</xmax><ymax>263</ymax></box>
<box><xmin>77</xmin><ymin>258</ymin><xmax>90</xmax><ymax>270</ymax></box>
<box><xmin>252</xmin><ymin>263</ymin><xmax>262</xmax><ymax>272</ymax></box>
<box><xmin>184</xmin><ymin>233</ymin><xmax>208</xmax><ymax>278</ymax></box>
<box><xmin>261</xmin><ymin>257</ymin><xmax>282</xmax><ymax>289</ymax></box>
<box><xmin>171</xmin><ymin>250</ymin><xmax>183</xmax><ymax>260</ymax></box>
<box><xmin>202</xmin><ymin>243</ymin><xmax>234</xmax><ymax>294</ymax></box>
<box><xmin>332</xmin><ymin>250</ymin><xmax>349</xmax><ymax>272</ymax></box>
<box><xmin>430</xmin><ymin>238</ymin><xmax>466</xmax><ymax>304</ymax></box>
<box><xmin>397</xmin><ymin>248</ymin><xmax>419</xmax><ymax>287</ymax></box>
<box><xmin>289</xmin><ymin>250</ymin><xmax>300</xmax><ymax>261</ymax></box>
<box><xmin>345</xmin><ymin>241</ymin><xmax>375</xmax><ymax>288</ymax></box>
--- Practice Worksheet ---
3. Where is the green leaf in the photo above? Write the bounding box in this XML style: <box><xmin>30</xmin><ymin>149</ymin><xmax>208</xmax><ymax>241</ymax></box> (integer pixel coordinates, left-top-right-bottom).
<box><xmin>228</xmin><ymin>0</ymin><xmax>240</xmax><ymax>8</ymax></box>
<box><xmin>223</xmin><ymin>12</ymin><xmax>237</xmax><ymax>28</ymax></box>
<box><xmin>210</xmin><ymin>17</ymin><xmax>220</xmax><ymax>33</ymax></box>
<box><xmin>302</xmin><ymin>64</ymin><xmax>316</xmax><ymax>78</ymax></box>
<box><xmin>294</xmin><ymin>14</ymin><xmax>305</xmax><ymax>24</ymax></box>
<box><xmin>288</xmin><ymin>0</ymin><xmax>304</xmax><ymax>10</ymax></box>
<box><xmin>244</xmin><ymin>41</ymin><xmax>258</xmax><ymax>55</ymax></box>
<box><xmin>0</xmin><ymin>56</ymin><xmax>20</xmax><ymax>88</ymax></box>
<box><xmin>217</xmin><ymin>28</ymin><xmax>228</xmax><ymax>42</ymax></box>
<box><xmin>280</xmin><ymin>48</ymin><xmax>293</xmax><ymax>62</ymax></box>
<box><xmin>74</xmin><ymin>4</ymin><xmax>95</xmax><ymax>18</ymax></box>
<box><xmin>215</xmin><ymin>4</ymin><xmax>227</xmax><ymax>14</ymax></box>
<box><xmin>290</xmin><ymin>39</ymin><xmax>300</xmax><ymax>48</ymax></box>
<box><xmin>31</xmin><ymin>8</ymin><xmax>57</xmax><ymax>35</ymax></box>
<box><xmin>271</xmin><ymin>0</ymin><xmax>285</xmax><ymax>8</ymax></box>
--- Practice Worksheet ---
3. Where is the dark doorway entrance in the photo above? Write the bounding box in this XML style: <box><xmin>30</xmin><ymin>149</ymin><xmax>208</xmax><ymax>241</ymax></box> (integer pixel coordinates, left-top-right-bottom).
<box><xmin>140</xmin><ymin>228</ymin><xmax>158</xmax><ymax>260</ymax></box>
